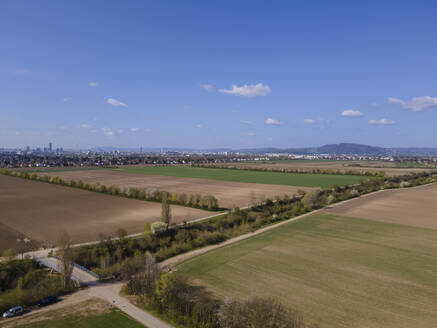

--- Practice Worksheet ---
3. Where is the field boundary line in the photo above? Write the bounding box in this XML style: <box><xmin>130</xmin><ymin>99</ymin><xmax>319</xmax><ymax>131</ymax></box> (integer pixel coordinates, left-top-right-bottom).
<box><xmin>161</xmin><ymin>182</ymin><xmax>437</xmax><ymax>269</ymax></box>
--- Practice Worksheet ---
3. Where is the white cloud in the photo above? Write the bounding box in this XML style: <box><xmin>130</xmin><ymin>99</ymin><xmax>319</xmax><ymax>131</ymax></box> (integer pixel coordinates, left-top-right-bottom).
<box><xmin>130</xmin><ymin>128</ymin><xmax>139</xmax><ymax>132</ymax></box>
<box><xmin>79</xmin><ymin>124</ymin><xmax>91</xmax><ymax>129</ymax></box>
<box><xmin>388</xmin><ymin>96</ymin><xmax>437</xmax><ymax>112</ymax></box>
<box><xmin>200</xmin><ymin>84</ymin><xmax>214</xmax><ymax>92</ymax></box>
<box><xmin>102</xmin><ymin>127</ymin><xmax>114</xmax><ymax>136</ymax></box>
<box><xmin>368</xmin><ymin>119</ymin><xmax>396</xmax><ymax>125</ymax></box>
<box><xmin>370</xmin><ymin>103</ymin><xmax>379</xmax><ymax>108</ymax></box>
<box><xmin>304</xmin><ymin>119</ymin><xmax>316</xmax><ymax>124</ymax></box>
<box><xmin>89</xmin><ymin>81</ymin><xmax>99</xmax><ymax>87</ymax></box>
<box><xmin>341</xmin><ymin>110</ymin><xmax>364</xmax><ymax>117</ymax></box>
<box><xmin>63</xmin><ymin>97</ymin><xmax>72</xmax><ymax>102</ymax></box>
<box><xmin>240</xmin><ymin>120</ymin><xmax>252</xmax><ymax>125</ymax></box>
<box><xmin>196</xmin><ymin>124</ymin><xmax>203</xmax><ymax>128</ymax></box>
<box><xmin>265</xmin><ymin>118</ymin><xmax>281</xmax><ymax>125</ymax></box>
<box><xmin>219</xmin><ymin>83</ymin><xmax>271</xmax><ymax>97</ymax></box>
<box><xmin>247</xmin><ymin>132</ymin><xmax>256</xmax><ymax>136</ymax></box>
<box><xmin>107</xmin><ymin>98</ymin><xmax>128</xmax><ymax>107</ymax></box>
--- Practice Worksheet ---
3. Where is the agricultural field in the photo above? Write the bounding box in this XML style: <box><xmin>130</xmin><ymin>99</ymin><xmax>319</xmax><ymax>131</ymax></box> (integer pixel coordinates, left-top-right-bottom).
<box><xmin>42</xmin><ymin>169</ymin><xmax>315</xmax><ymax>209</ymax></box>
<box><xmin>0</xmin><ymin>299</ymin><xmax>144</xmax><ymax>328</ymax></box>
<box><xmin>115</xmin><ymin>165</ymin><xmax>372</xmax><ymax>188</ymax></box>
<box><xmin>178</xmin><ymin>212</ymin><xmax>437</xmax><ymax>328</ymax></box>
<box><xmin>0</xmin><ymin>174</ymin><xmax>211</xmax><ymax>252</ymax></box>
<box><xmin>216</xmin><ymin>160</ymin><xmax>433</xmax><ymax>176</ymax></box>
<box><xmin>325</xmin><ymin>182</ymin><xmax>437</xmax><ymax>229</ymax></box>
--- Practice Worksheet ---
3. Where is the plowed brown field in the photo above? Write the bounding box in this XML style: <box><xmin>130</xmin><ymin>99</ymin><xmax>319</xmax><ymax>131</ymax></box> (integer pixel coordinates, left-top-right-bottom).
<box><xmin>217</xmin><ymin>160</ymin><xmax>431</xmax><ymax>176</ymax></box>
<box><xmin>325</xmin><ymin>182</ymin><xmax>437</xmax><ymax>229</ymax></box>
<box><xmin>42</xmin><ymin>170</ymin><xmax>314</xmax><ymax>208</ymax></box>
<box><xmin>0</xmin><ymin>174</ymin><xmax>212</xmax><ymax>252</ymax></box>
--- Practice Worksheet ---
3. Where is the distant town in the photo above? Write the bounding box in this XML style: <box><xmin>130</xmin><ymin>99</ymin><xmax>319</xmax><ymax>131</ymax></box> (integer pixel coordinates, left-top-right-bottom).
<box><xmin>1</xmin><ymin>142</ymin><xmax>436</xmax><ymax>169</ymax></box>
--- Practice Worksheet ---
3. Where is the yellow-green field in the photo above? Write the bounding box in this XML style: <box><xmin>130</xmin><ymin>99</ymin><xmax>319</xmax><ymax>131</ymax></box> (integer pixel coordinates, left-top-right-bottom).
<box><xmin>178</xmin><ymin>213</ymin><xmax>437</xmax><ymax>328</ymax></box>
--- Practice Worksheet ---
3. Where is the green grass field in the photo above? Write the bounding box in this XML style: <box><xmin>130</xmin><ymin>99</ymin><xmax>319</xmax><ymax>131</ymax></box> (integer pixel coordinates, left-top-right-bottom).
<box><xmin>178</xmin><ymin>213</ymin><xmax>437</xmax><ymax>328</ymax></box>
<box><xmin>10</xmin><ymin>309</ymin><xmax>145</xmax><ymax>328</ymax></box>
<box><xmin>115</xmin><ymin>166</ymin><xmax>373</xmax><ymax>188</ymax></box>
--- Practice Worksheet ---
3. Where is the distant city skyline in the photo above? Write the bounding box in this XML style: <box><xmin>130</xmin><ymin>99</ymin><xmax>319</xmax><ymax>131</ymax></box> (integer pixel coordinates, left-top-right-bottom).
<box><xmin>2</xmin><ymin>1</ymin><xmax>437</xmax><ymax>149</ymax></box>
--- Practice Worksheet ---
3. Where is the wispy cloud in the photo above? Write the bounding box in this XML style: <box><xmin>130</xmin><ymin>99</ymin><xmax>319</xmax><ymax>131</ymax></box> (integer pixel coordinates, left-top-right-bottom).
<box><xmin>79</xmin><ymin>124</ymin><xmax>91</xmax><ymax>129</ymax></box>
<box><xmin>265</xmin><ymin>118</ymin><xmax>281</xmax><ymax>125</ymax></box>
<box><xmin>89</xmin><ymin>81</ymin><xmax>99</xmax><ymax>87</ymax></box>
<box><xmin>130</xmin><ymin>128</ymin><xmax>139</xmax><ymax>132</ymax></box>
<box><xmin>200</xmin><ymin>84</ymin><xmax>214</xmax><ymax>92</ymax></box>
<box><xmin>303</xmin><ymin>119</ymin><xmax>316</xmax><ymax>124</ymax></box>
<box><xmin>102</xmin><ymin>127</ymin><xmax>114</xmax><ymax>136</ymax></box>
<box><xmin>370</xmin><ymin>103</ymin><xmax>379</xmax><ymax>108</ymax></box>
<box><xmin>341</xmin><ymin>110</ymin><xmax>364</xmax><ymax>117</ymax></box>
<box><xmin>368</xmin><ymin>119</ymin><xmax>396</xmax><ymax>125</ymax></box>
<box><xmin>388</xmin><ymin>96</ymin><xmax>437</xmax><ymax>112</ymax></box>
<box><xmin>63</xmin><ymin>97</ymin><xmax>72</xmax><ymax>102</ymax></box>
<box><xmin>196</xmin><ymin>124</ymin><xmax>203</xmax><ymax>128</ymax></box>
<box><xmin>219</xmin><ymin>83</ymin><xmax>271</xmax><ymax>97</ymax></box>
<box><xmin>10</xmin><ymin>68</ymin><xmax>30</xmax><ymax>75</ymax></box>
<box><xmin>240</xmin><ymin>120</ymin><xmax>252</xmax><ymax>125</ymax></box>
<box><xmin>107</xmin><ymin>98</ymin><xmax>128</xmax><ymax>107</ymax></box>
<box><xmin>247</xmin><ymin>132</ymin><xmax>256</xmax><ymax>136</ymax></box>
<box><xmin>144</xmin><ymin>128</ymin><xmax>152</xmax><ymax>132</ymax></box>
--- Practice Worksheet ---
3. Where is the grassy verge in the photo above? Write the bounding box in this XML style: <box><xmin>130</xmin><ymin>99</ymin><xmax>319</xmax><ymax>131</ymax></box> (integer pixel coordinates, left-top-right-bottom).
<box><xmin>116</xmin><ymin>166</ymin><xmax>373</xmax><ymax>188</ymax></box>
<box><xmin>178</xmin><ymin>212</ymin><xmax>437</xmax><ymax>328</ymax></box>
<box><xmin>7</xmin><ymin>309</ymin><xmax>145</xmax><ymax>328</ymax></box>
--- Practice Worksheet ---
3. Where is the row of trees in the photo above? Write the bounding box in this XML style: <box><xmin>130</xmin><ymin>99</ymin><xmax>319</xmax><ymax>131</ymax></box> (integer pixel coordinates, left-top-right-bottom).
<box><xmin>0</xmin><ymin>169</ymin><xmax>220</xmax><ymax>211</ymax></box>
<box><xmin>192</xmin><ymin>164</ymin><xmax>387</xmax><ymax>177</ymax></box>
<box><xmin>122</xmin><ymin>252</ymin><xmax>313</xmax><ymax>328</ymax></box>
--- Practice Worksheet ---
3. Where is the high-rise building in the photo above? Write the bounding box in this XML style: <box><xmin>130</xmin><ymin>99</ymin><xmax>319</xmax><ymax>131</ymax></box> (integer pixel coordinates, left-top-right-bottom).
<box><xmin>49</xmin><ymin>142</ymin><xmax>53</xmax><ymax>152</ymax></box>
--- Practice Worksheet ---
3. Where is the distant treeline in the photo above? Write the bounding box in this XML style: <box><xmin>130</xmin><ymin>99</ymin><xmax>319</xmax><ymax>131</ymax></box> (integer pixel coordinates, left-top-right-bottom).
<box><xmin>193</xmin><ymin>163</ymin><xmax>387</xmax><ymax>177</ymax></box>
<box><xmin>0</xmin><ymin>169</ymin><xmax>220</xmax><ymax>211</ymax></box>
<box><xmin>65</xmin><ymin>171</ymin><xmax>436</xmax><ymax>278</ymax></box>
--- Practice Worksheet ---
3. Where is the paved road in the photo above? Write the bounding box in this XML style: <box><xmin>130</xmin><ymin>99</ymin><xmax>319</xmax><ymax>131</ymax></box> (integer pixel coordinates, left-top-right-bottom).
<box><xmin>31</xmin><ymin>255</ymin><xmax>173</xmax><ymax>328</ymax></box>
<box><xmin>90</xmin><ymin>282</ymin><xmax>174</xmax><ymax>328</ymax></box>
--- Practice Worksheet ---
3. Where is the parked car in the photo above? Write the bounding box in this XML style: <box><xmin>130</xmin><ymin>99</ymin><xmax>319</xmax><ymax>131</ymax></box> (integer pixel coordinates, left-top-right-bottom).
<box><xmin>2</xmin><ymin>306</ymin><xmax>23</xmax><ymax>318</ymax></box>
<box><xmin>38</xmin><ymin>296</ymin><xmax>59</xmax><ymax>307</ymax></box>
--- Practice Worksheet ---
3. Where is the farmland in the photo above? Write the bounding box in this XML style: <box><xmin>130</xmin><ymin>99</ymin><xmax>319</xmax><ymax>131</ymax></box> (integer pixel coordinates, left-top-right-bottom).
<box><xmin>325</xmin><ymin>182</ymin><xmax>437</xmax><ymax>229</ymax></box>
<box><xmin>115</xmin><ymin>165</ymin><xmax>372</xmax><ymax>188</ymax></box>
<box><xmin>42</xmin><ymin>169</ymin><xmax>315</xmax><ymax>209</ymax></box>
<box><xmin>214</xmin><ymin>160</ymin><xmax>433</xmax><ymax>176</ymax></box>
<box><xmin>0</xmin><ymin>174</ymin><xmax>211</xmax><ymax>252</ymax></box>
<box><xmin>178</xmin><ymin>212</ymin><xmax>437</xmax><ymax>328</ymax></box>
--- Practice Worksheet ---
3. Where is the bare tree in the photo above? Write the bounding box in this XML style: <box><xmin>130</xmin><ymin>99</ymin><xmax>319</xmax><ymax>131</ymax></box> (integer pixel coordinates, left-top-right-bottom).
<box><xmin>219</xmin><ymin>295</ymin><xmax>303</xmax><ymax>328</ymax></box>
<box><xmin>161</xmin><ymin>192</ymin><xmax>172</xmax><ymax>226</ymax></box>
<box><xmin>56</xmin><ymin>231</ymin><xmax>74</xmax><ymax>288</ymax></box>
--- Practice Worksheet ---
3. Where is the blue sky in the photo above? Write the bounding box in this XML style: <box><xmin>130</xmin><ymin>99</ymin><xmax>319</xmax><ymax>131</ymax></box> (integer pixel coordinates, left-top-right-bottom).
<box><xmin>1</xmin><ymin>0</ymin><xmax>437</xmax><ymax>149</ymax></box>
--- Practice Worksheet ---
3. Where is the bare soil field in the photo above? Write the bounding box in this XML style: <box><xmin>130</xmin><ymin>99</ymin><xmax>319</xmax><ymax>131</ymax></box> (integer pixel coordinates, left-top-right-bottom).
<box><xmin>218</xmin><ymin>160</ymin><xmax>432</xmax><ymax>176</ymax></box>
<box><xmin>42</xmin><ymin>170</ymin><xmax>314</xmax><ymax>208</ymax></box>
<box><xmin>325</xmin><ymin>183</ymin><xmax>437</xmax><ymax>229</ymax></box>
<box><xmin>0</xmin><ymin>174</ymin><xmax>212</xmax><ymax>251</ymax></box>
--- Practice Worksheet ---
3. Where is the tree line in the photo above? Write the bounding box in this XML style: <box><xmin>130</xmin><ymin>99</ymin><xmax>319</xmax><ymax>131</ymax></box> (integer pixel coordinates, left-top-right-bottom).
<box><xmin>0</xmin><ymin>169</ymin><xmax>220</xmax><ymax>211</ymax></box>
<box><xmin>192</xmin><ymin>163</ymin><xmax>387</xmax><ymax>177</ymax></box>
